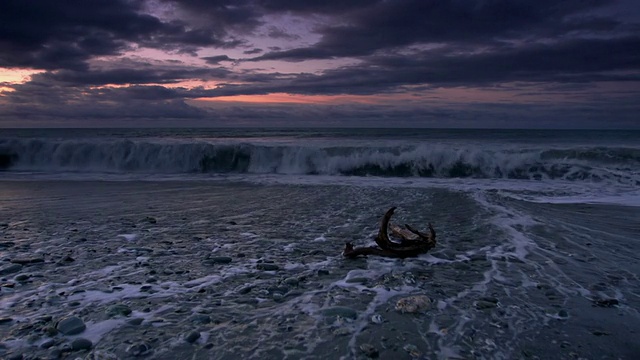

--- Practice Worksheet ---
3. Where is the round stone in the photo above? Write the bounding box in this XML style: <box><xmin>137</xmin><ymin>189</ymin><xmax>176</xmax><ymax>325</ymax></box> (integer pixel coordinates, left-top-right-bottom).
<box><xmin>257</xmin><ymin>263</ymin><xmax>279</xmax><ymax>271</ymax></box>
<box><xmin>126</xmin><ymin>342</ymin><xmax>151</xmax><ymax>356</ymax></box>
<box><xmin>71</xmin><ymin>338</ymin><xmax>93</xmax><ymax>351</ymax></box>
<box><xmin>360</xmin><ymin>343</ymin><xmax>379</xmax><ymax>358</ymax></box>
<box><xmin>14</xmin><ymin>274</ymin><xmax>29</xmax><ymax>282</ymax></box>
<box><xmin>106</xmin><ymin>304</ymin><xmax>132</xmax><ymax>317</ymax></box>
<box><xmin>184</xmin><ymin>331</ymin><xmax>201</xmax><ymax>343</ymax></box>
<box><xmin>127</xmin><ymin>318</ymin><xmax>144</xmax><ymax>326</ymax></box>
<box><xmin>475</xmin><ymin>300</ymin><xmax>497</xmax><ymax>310</ymax></box>
<box><xmin>320</xmin><ymin>307</ymin><xmax>358</xmax><ymax>320</ymax></box>
<box><xmin>283</xmin><ymin>277</ymin><xmax>299</xmax><ymax>286</ymax></box>
<box><xmin>56</xmin><ymin>316</ymin><xmax>86</xmax><ymax>335</ymax></box>
<box><xmin>0</xmin><ymin>264</ymin><xmax>22</xmax><ymax>275</ymax></box>
<box><xmin>395</xmin><ymin>295</ymin><xmax>432</xmax><ymax>313</ymax></box>
<box><xmin>189</xmin><ymin>314</ymin><xmax>211</xmax><ymax>324</ymax></box>
<box><xmin>209</xmin><ymin>256</ymin><xmax>232</xmax><ymax>264</ymax></box>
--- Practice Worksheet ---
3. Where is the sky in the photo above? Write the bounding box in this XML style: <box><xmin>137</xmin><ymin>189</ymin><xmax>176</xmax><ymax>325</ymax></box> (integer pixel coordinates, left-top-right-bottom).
<box><xmin>1</xmin><ymin>0</ymin><xmax>639</xmax><ymax>128</ymax></box>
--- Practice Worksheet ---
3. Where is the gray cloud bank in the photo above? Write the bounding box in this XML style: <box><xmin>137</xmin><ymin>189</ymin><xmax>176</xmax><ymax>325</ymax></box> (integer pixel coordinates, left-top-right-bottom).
<box><xmin>1</xmin><ymin>0</ymin><xmax>639</xmax><ymax>128</ymax></box>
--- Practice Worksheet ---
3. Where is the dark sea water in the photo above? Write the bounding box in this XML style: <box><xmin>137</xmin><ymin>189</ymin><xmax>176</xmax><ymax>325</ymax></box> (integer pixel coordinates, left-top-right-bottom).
<box><xmin>0</xmin><ymin>128</ymin><xmax>639</xmax><ymax>359</ymax></box>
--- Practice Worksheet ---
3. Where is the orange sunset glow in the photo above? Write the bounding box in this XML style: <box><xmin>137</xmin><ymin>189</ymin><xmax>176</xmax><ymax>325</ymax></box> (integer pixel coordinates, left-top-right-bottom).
<box><xmin>0</xmin><ymin>68</ymin><xmax>44</xmax><ymax>84</ymax></box>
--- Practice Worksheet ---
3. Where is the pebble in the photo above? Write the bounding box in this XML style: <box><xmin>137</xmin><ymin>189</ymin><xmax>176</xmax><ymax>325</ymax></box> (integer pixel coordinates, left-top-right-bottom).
<box><xmin>13</xmin><ymin>274</ymin><xmax>29</xmax><ymax>282</ymax></box>
<box><xmin>480</xmin><ymin>296</ymin><xmax>499</xmax><ymax>304</ymax></box>
<box><xmin>71</xmin><ymin>337</ymin><xmax>93</xmax><ymax>351</ymax></box>
<box><xmin>359</xmin><ymin>343</ymin><xmax>379</xmax><ymax>358</ymax></box>
<box><xmin>36</xmin><ymin>315</ymin><xmax>53</xmax><ymax>322</ymax></box>
<box><xmin>320</xmin><ymin>307</ymin><xmax>358</xmax><ymax>320</ymax></box>
<box><xmin>10</xmin><ymin>258</ymin><xmax>44</xmax><ymax>265</ymax></box>
<box><xmin>44</xmin><ymin>326</ymin><xmax>58</xmax><ymax>337</ymax></box>
<box><xmin>56</xmin><ymin>316</ymin><xmax>86</xmax><ymax>335</ymax></box>
<box><xmin>184</xmin><ymin>331</ymin><xmax>201</xmax><ymax>343</ymax></box>
<box><xmin>40</xmin><ymin>338</ymin><xmax>55</xmax><ymax>349</ymax></box>
<box><xmin>469</xmin><ymin>254</ymin><xmax>486</xmax><ymax>262</ymax></box>
<box><xmin>395</xmin><ymin>295</ymin><xmax>432</xmax><ymax>313</ymax></box>
<box><xmin>403</xmin><ymin>344</ymin><xmax>422</xmax><ymax>357</ymax></box>
<box><xmin>593</xmin><ymin>298</ymin><xmax>619</xmax><ymax>307</ymax></box>
<box><xmin>333</xmin><ymin>328</ymin><xmax>351</xmax><ymax>336</ymax></box>
<box><xmin>283</xmin><ymin>277</ymin><xmax>299</xmax><ymax>286</ymax></box>
<box><xmin>257</xmin><ymin>264</ymin><xmax>279</xmax><ymax>271</ymax></box>
<box><xmin>189</xmin><ymin>314</ymin><xmax>211</xmax><ymax>324</ymax></box>
<box><xmin>126</xmin><ymin>342</ymin><xmax>152</xmax><ymax>356</ymax></box>
<box><xmin>0</xmin><ymin>264</ymin><xmax>22</xmax><ymax>275</ymax></box>
<box><xmin>475</xmin><ymin>300</ymin><xmax>498</xmax><ymax>310</ymax></box>
<box><xmin>106</xmin><ymin>304</ymin><xmax>132</xmax><ymax>317</ymax></box>
<box><xmin>127</xmin><ymin>318</ymin><xmax>144</xmax><ymax>326</ymax></box>
<box><xmin>209</xmin><ymin>256</ymin><xmax>233</xmax><ymax>264</ymax></box>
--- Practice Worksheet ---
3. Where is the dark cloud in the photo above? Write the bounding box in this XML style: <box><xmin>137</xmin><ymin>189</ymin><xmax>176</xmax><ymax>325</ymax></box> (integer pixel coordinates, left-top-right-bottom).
<box><xmin>0</xmin><ymin>0</ymin><xmax>157</xmax><ymax>69</ymax></box>
<box><xmin>202</xmin><ymin>35</ymin><xmax>640</xmax><ymax>97</ymax></box>
<box><xmin>202</xmin><ymin>55</ymin><xmax>235</xmax><ymax>65</ymax></box>
<box><xmin>36</xmin><ymin>67</ymin><xmax>228</xmax><ymax>86</ymax></box>
<box><xmin>265</xmin><ymin>26</ymin><xmax>300</xmax><ymax>41</ymax></box>
<box><xmin>243</xmin><ymin>48</ymin><xmax>263</xmax><ymax>55</ymax></box>
<box><xmin>1</xmin><ymin>81</ymin><xmax>207</xmax><ymax>123</ymax></box>
<box><xmin>0</xmin><ymin>0</ymin><xmax>254</xmax><ymax>70</ymax></box>
<box><xmin>256</xmin><ymin>0</ymin><xmax>381</xmax><ymax>14</ymax></box>
<box><xmin>161</xmin><ymin>0</ymin><xmax>262</xmax><ymax>29</ymax></box>
<box><xmin>251</xmin><ymin>0</ymin><xmax>619</xmax><ymax>61</ymax></box>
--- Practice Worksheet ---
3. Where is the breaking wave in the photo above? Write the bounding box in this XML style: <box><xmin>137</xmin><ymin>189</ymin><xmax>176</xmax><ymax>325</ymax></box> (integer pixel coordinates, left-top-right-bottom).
<box><xmin>1</xmin><ymin>138</ymin><xmax>638</xmax><ymax>185</ymax></box>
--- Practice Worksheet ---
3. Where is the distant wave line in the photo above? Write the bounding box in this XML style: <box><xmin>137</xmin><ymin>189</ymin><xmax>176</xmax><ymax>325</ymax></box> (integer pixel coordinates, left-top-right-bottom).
<box><xmin>1</xmin><ymin>139</ymin><xmax>638</xmax><ymax>185</ymax></box>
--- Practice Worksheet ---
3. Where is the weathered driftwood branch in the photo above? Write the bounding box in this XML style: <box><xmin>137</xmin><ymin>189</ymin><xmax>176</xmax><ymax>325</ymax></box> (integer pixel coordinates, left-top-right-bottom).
<box><xmin>343</xmin><ymin>207</ymin><xmax>436</xmax><ymax>259</ymax></box>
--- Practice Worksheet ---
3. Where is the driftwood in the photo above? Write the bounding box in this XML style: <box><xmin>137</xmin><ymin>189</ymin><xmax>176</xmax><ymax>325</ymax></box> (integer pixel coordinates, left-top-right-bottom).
<box><xmin>343</xmin><ymin>207</ymin><xmax>436</xmax><ymax>259</ymax></box>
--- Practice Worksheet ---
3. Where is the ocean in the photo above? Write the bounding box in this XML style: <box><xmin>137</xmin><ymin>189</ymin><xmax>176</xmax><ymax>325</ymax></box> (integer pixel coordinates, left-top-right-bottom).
<box><xmin>0</xmin><ymin>128</ymin><xmax>639</xmax><ymax>359</ymax></box>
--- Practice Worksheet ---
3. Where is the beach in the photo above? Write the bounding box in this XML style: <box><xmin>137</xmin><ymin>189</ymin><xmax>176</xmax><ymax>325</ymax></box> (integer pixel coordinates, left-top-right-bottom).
<box><xmin>0</xmin><ymin>178</ymin><xmax>638</xmax><ymax>359</ymax></box>
<box><xmin>1</xmin><ymin>128</ymin><xmax>639</xmax><ymax>359</ymax></box>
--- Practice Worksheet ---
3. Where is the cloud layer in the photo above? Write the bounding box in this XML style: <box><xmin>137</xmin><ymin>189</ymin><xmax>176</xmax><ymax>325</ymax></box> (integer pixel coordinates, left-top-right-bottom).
<box><xmin>1</xmin><ymin>0</ymin><xmax>639</xmax><ymax>127</ymax></box>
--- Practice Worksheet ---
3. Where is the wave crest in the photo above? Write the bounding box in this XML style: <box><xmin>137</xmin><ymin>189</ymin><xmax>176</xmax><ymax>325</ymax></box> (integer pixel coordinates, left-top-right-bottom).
<box><xmin>1</xmin><ymin>138</ymin><xmax>638</xmax><ymax>185</ymax></box>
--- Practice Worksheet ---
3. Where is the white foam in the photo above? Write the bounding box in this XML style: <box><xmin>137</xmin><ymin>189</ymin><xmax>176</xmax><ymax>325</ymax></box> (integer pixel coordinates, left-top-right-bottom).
<box><xmin>504</xmin><ymin>192</ymin><xmax>640</xmax><ymax>207</ymax></box>
<box><xmin>69</xmin><ymin>319</ymin><xmax>126</xmax><ymax>344</ymax></box>
<box><xmin>67</xmin><ymin>284</ymin><xmax>152</xmax><ymax>304</ymax></box>
<box><xmin>183</xmin><ymin>274</ymin><xmax>222</xmax><ymax>288</ymax></box>
<box><xmin>283</xmin><ymin>262</ymin><xmax>305</xmax><ymax>270</ymax></box>
<box><xmin>117</xmin><ymin>234</ymin><xmax>138</xmax><ymax>241</ymax></box>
